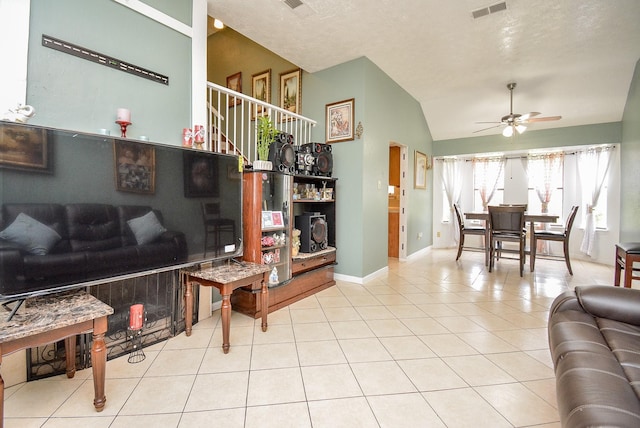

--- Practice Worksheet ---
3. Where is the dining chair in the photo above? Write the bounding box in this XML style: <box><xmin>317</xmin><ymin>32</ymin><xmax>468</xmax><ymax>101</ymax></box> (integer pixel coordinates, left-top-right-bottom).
<box><xmin>530</xmin><ymin>205</ymin><xmax>579</xmax><ymax>274</ymax></box>
<box><xmin>201</xmin><ymin>202</ymin><xmax>236</xmax><ymax>256</ymax></box>
<box><xmin>487</xmin><ymin>205</ymin><xmax>527</xmax><ymax>276</ymax></box>
<box><xmin>453</xmin><ymin>203</ymin><xmax>488</xmax><ymax>264</ymax></box>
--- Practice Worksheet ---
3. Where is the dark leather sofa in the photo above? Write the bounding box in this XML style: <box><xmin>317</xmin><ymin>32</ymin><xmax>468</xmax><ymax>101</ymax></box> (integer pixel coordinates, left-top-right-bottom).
<box><xmin>0</xmin><ymin>203</ymin><xmax>187</xmax><ymax>297</ymax></box>
<box><xmin>548</xmin><ymin>285</ymin><xmax>640</xmax><ymax>428</ymax></box>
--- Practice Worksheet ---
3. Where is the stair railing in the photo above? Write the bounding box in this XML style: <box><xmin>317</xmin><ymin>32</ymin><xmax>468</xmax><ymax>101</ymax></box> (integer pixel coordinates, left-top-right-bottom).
<box><xmin>206</xmin><ymin>81</ymin><xmax>317</xmax><ymax>164</ymax></box>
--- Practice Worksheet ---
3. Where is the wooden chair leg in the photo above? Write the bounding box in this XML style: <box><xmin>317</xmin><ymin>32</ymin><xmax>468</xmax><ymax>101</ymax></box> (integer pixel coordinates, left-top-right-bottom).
<box><xmin>530</xmin><ymin>235</ymin><xmax>536</xmax><ymax>272</ymax></box>
<box><xmin>563</xmin><ymin>239</ymin><xmax>573</xmax><ymax>275</ymax></box>
<box><xmin>456</xmin><ymin>234</ymin><xmax>464</xmax><ymax>261</ymax></box>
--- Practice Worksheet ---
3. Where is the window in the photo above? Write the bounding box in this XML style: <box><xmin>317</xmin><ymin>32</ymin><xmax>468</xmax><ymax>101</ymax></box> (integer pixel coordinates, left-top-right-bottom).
<box><xmin>526</xmin><ymin>153</ymin><xmax>564</xmax><ymax>221</ymax></box>
<box><xmin>473</xmin><ymin>157</ymin><xmax>505</xmax><ymax>211</ymax></box>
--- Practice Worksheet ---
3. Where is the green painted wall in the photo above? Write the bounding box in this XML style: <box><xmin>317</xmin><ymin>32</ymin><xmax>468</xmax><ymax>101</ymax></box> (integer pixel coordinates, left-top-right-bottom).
<box><xmin>433</xmin><ymin>122</ymin><xmax>621</xmax><ymax>157</ymax></box>
<box><xmin>621</xmin><ymin>58</ymin><xmax>640</xmax><ymax>239</ymax></box>
<box><xmin>27</xmin><ymin>0</ymin><xmax>191</xmax><ymax>145</ymax></box>
<box><xmin>304</xmin><ymin>57</ymin><xmax>433</xmax><ymax>278</ymax></box>
<box><xmin>207</xmin><ymin>28</ymin><xmax>297</xmax><ymax>108</ymax></box>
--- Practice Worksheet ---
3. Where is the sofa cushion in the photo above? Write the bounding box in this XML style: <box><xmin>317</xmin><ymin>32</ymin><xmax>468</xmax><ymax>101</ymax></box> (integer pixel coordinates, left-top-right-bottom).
<box><xmin>65</xmin><ymin>204</ymin><xmax>121</xmax><ymax>252</ymax></box>
<box><xmin>2</xmin><ymin>203</ymin><xmax>70</xmax><ymax>253</ymax></box>
<box><xmin>127</xmin><ymin>211</ymin><xmax>167</xmax><ymax>245</ymax></box>
<box><xmin>0</xmin><ymin>213</ymin><xmax>62</xmax><ymax>255</ymax></box>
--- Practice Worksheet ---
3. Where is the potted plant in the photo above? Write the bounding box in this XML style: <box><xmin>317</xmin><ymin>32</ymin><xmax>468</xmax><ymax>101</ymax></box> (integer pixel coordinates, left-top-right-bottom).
<box><xmin>254</xmin><ymin>115</ymin><xmax>278</xmax><ymax>170</ymax></box>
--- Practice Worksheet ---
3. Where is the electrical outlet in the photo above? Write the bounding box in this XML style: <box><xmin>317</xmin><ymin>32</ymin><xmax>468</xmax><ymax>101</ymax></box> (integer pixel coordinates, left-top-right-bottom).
<box><xmin>418</xmin><ymin>232</ymin><xmax>423</xmax><ymax>239</ymax></box>
<box><xmin>437</xmin><ymin>231</ymin><xmax>441</xmax><ymax>238</ymax></box>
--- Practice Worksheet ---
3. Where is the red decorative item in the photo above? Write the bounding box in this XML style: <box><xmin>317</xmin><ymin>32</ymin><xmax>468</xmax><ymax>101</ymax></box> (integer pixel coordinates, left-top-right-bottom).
<box><xmin>129</xmin><ymin>304</ymin><xmax>144</xmax><ymax>330</ymax></box>
<box><xmin>182</xmin><ymin>128</ymin><xmax>193</xmax><ymax>147</ymax></box>
<box><xmin>194</xmin><ymin>125</ymin><xmax>205</xmax><ymax>143</ymax></box>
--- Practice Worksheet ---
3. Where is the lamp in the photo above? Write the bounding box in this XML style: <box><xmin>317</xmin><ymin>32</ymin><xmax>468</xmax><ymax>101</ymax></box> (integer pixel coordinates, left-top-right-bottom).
<box><xmin>214</xmin><ymin>18</ymin><xmax>224</xmax><ymax>29</ymax></box>
<box><xmin>502</xmin><ymin>125</ymin><xmax>514</xmax><ymax>137</ymax></box>
<box><xmin>502</xmin><ymin>124</ymin><xmax>527</xmax><ymax>137</ymax></box>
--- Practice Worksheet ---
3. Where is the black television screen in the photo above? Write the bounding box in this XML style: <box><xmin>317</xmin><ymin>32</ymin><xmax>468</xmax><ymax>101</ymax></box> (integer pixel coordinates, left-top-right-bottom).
<box><xmin>0</xmin><ymin>121</ymin><xmax>243</xmax><ymax>300</ymax></box>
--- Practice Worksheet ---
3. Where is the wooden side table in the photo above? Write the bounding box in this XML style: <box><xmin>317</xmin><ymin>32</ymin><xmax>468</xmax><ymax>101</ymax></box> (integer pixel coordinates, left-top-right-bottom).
<box><xmin>0</xmin><ymin>290</ymin><xmax>113</xmax><ymax>427</ymax></box>
<box><xmin>184</xmin><ymin>262</ymin><xmax>271</xmax><ymax>354</ymax></box>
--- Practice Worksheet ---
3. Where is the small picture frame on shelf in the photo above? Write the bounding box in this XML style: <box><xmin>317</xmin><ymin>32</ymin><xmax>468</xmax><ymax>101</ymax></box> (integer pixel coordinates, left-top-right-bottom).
<box><xmin>261</xmin><ymin>211</ymin><xmax>273</xmax><ymax>229</ymax></box>
<box><xmin>271</xmin><ymin>211</ymin><xmax>284</xmax><ymax>227</ymax></box>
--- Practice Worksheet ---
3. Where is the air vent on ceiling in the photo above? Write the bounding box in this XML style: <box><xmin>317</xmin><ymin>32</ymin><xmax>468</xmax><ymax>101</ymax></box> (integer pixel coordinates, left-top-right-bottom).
<box><xmin>283</xmin><ymin>0</ymin><xmax>304</xmax><ymax>9</ymax></box>
<box><xmin>472</xmin><ymin>1</ymin><xmax>507</xmax><ymax>19</ymax></box>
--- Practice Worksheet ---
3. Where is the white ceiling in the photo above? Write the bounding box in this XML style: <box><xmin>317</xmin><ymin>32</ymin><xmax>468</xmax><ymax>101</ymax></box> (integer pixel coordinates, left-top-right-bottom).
<box><xmin>207</xmin><ymin>0</ymin><xmax>640</xmax><ymax>141</ymax></box>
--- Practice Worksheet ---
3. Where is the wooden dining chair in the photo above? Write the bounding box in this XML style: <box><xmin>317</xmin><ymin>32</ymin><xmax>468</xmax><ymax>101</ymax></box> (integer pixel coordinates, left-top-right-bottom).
<box><xmin>487</xmin><ymin>205</ymin><xmax>527</xmax><ymax>276</ymax></box>
<box><xmin>453</xmin><ymin>204</ymin><xmax>488</xmax><ymax>264</ymax></box>
<box><xmin>530</xmin><ymin>205</ymin><xmax>579</xmax><ymax>274</ymax></box>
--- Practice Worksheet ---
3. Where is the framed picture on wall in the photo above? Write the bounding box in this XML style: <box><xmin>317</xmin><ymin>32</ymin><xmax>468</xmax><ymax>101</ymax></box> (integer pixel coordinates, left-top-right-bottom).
<box><xmin>0</xmin><ymin>124</ymin><xmax>52</xmax><ymax>173</ymax></box>
<box><xmin>252</xmin><ymin>69</ymin><xmax>271</xmax><ymax>119</ymax></box>
<box><xmin>114</xmin><ymin>141</ymin><xmax>156</xmax><ymax>194</ymax></box>
<box><xmin>414</xmin><ymin>150</ymin><xmax>427</xmax><ymax>189</ymax></box>
<box><xmin>279</xmin><ymin>68</ymin><xmax>301</xmax><ymax>117</ymax></box>
<box><xmin>326</xmin><ymin>98</ymin><xmax>355</xmax><ymax>143</ymax></box>
<box><xmin>226</xmin><ymin>71</ymin><xmax>242</xmax><ymax>107</ymax></box>
<box><xmin>183</xmin><ymin>151</ymin><xmax>219</xmax><ymax>198</ymax></box>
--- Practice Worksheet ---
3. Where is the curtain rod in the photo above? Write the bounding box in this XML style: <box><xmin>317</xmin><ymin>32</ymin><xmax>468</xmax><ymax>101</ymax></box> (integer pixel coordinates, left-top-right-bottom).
<box><xmin>434</xmin><ymin>144</ymin><xmax>616</xmax><ymax>162</ymax></box>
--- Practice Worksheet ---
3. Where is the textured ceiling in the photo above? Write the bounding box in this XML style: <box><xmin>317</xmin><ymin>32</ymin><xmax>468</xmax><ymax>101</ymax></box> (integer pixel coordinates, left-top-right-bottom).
<box><xmin>207</xmin><ymin>0</ymin><xmax>640</xmax><ymax>141</ymax></box>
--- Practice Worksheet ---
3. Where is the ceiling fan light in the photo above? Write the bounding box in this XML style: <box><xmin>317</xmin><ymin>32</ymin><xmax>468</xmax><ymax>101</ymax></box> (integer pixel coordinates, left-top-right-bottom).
<box><xmin>502</xmin><ymin>126</ymin><xmax>514</xmax><ymax>137</ymax></box>
<box><xmin>515</xmin><ymin>124</ymin><xmax>527</xmax><ymax>134</ymax></box>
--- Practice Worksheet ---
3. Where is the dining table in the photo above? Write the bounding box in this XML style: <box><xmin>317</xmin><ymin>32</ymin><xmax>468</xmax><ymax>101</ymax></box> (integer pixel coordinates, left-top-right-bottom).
<box><xmin>464</xmin><ymin>211</ymin><xmax>560</xmax><ymax>271</ymax></box>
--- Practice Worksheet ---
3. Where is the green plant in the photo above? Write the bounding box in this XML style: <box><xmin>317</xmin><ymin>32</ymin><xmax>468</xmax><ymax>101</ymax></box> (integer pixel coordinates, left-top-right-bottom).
<box><xmin>256</xmin><ymin>115</ymin><xmax>278</xmax><ymax>161</ymax></box>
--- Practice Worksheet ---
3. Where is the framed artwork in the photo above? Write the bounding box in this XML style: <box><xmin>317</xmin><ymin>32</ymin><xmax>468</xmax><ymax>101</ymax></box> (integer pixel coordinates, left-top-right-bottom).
<box><xmin>326</xmin><ymin>98</ymin><xmax>355</xmax><ymax>143</ymax></box>
<box><xmin>252</xmin><ymin>69</ymin><xmax>271</xmax><ymax>119</ymax></box>
<box><xmin>261</xmin><ymin>211</ymin><xmax>273</xmax><ymax>229</ymax></box>
<box><xmin>279</xmin><ymin>68</ymin><xmax>301</xmax><ymax>116</ymax></box>
<box><xmin>226</xmin><ymin>71</ymin><xmax>242</xmax><ymax>107</ymax></box>
<box><xmin>414</xmin><ymin>150</ymin><xmax>427</xmax><ymax>189</ymax></box>
<box><xmin>271</xmin><ymin>211</ymin><xmax>284</xmax><ymax>227</ymax></box>
<box><xmin>114</xmin><ymin>141</ymin><xmax>156</xmax><ymax>194</ymax></box>
<box><xmin>0</xmin><ymin>124</ymin><xmax>52</xmax><ymax>173</ymax></box>
<box><xmin>183</xmin><ymin>151</ymin><xmax>219</xmax><ymax>198</ymax></box>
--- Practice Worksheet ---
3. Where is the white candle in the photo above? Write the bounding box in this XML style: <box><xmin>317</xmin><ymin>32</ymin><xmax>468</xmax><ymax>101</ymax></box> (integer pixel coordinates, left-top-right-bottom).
<box><xmin>116</xmin><ymin>108</ymin><xmax>131</xmax><ymax>123</ymax></box>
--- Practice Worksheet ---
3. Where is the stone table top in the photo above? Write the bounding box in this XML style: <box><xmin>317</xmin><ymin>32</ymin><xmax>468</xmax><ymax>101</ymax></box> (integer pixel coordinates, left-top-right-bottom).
<box><xmin>186</xmin><ymin>261</ymin><xmax>271</xmax><ymax>284</ymax></box>
<box><xmin>0</xmin><ymin>290</ymin><xmax>113</xmax><ymax>344</ymax></box>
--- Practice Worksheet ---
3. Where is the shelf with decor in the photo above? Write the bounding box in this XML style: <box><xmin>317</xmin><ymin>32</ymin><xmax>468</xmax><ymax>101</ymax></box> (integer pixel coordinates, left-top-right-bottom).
<box><xmin>232</xmin><ymin>170</ymin><xmax>336</xmax><ymax>318</ymax></box>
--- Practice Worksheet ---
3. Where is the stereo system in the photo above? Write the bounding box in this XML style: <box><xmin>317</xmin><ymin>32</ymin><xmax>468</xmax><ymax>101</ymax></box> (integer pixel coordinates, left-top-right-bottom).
<box><xmin>295</xmin><ymin>212</ymin><xmax>328</xmax><ymax>253</ymax></box>
<box><xmin>265</xmin><ymin>132</ymin><xmax>333</xmax><ymax>177</ymax></box>
<box><xmin>295</xmin><ymin>143</ymin><xmax>333</xmax><ymax>177</ymax></box>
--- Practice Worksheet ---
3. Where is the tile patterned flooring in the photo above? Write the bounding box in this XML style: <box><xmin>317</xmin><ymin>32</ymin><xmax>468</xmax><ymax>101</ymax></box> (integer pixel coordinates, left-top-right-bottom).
<box><xmin>3</xmin><ymin>248</ymin><xmax>616</xmax><ymax>427</ymax></box>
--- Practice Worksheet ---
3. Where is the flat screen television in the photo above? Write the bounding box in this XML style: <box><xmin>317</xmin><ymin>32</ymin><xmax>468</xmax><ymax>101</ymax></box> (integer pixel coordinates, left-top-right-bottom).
<box><xmin>0</xmin><ymin>121</ymin><xmax>243</xmax><ymax>302</ymax></box>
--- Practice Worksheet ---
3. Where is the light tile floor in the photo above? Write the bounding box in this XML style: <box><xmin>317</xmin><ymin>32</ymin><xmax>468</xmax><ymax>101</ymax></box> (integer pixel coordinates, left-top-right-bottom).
<box><xmin>3</xmin><ymin>248</ymin><xmax>617</xmax><ymax>427</ymax></box>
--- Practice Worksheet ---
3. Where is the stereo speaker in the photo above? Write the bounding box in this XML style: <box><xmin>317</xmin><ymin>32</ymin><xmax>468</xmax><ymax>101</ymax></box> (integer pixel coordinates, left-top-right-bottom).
<box><xmin>295</xmin><ymin>212</ymin><xmax>328</xmax><ymax>253</ymax></box>
<box><xmin>295</xmin><ymin>143</ymin><xmax>333</xmax><ymax>177</ymax></box>
<box><xmin>269</xmin><ymin>132</ymin><xmax>295</xmax><ymax>174</ymax></box>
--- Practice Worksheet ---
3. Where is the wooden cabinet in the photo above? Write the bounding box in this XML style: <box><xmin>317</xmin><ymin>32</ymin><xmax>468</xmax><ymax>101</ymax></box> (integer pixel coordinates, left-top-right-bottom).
<box><xmin>232</xmin><ymin>171</ymin><xmax>336</xmax><ymax>318</ymax></box>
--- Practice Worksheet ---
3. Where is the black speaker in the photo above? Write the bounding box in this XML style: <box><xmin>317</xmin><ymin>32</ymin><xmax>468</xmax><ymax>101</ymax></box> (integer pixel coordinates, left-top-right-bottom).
<box><xmin>296</xmin><ymin>143</ymin><xmax>333</xmax><ymax>177</ymax></box>
<box><xmin>295</xmin><ymin>212</ymin><xmax>328</xmax><ymax>253</ymax></box>
<box><xmin>269</xmin><ymin>132</ymin><xmax>295</xmax><ymax>174</ymax></box>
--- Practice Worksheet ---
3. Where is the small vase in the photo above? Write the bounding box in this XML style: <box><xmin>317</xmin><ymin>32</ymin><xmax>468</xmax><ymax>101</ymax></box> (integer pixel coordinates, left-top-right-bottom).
<box><xmin>253</xmin><ymin>160</ymin><xmax>273</xmax><ymax>170</ymax></box>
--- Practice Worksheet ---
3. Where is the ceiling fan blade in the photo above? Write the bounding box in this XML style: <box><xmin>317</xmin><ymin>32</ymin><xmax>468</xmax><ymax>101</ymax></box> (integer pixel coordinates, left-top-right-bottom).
<box><xmin>475</xmin><ymin>121</ymin><xmax>503</xmax><ymax>124</ymax></box>
<box><xmin>526</xmin><ymin>115</ymin><xmax>562</xmax><ymax>122</ymax></box>
<box><xmin>473</xmin><ymin>124</ymin><xmax>504</xmax><ymax>133</ymax></box>
<box><xmin>518</xmin><ymin>112</ymin><xmax>540</xmax><ymax>121</ymax></box>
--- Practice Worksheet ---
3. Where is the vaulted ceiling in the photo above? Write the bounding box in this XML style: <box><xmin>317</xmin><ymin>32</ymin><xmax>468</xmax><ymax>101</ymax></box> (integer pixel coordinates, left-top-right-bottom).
<box><xmin>207</xmin><ymin>0</ymin><xmax>640</xmax><ymax>141</ymax></box>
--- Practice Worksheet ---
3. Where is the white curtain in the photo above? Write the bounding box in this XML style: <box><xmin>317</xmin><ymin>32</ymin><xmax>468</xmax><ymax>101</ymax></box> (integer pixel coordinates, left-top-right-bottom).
<box><xmin>440</xmin><ymin>158</ymin><xmax>463</xmax><ymax>244</ymax></box>
<box><xmin>577</xmin><ymin>147</ymin><xmax>613</xmax><ymax>256</ymax></box>
<box><xmin>473</xmin><ymin>157</ymin><xmax>505</xmax><ymax>210</ymax></box>
<box><xmin>526</xmin><ymin>153</ymin><xmax>564</xmax><ymax>213</ymax></box>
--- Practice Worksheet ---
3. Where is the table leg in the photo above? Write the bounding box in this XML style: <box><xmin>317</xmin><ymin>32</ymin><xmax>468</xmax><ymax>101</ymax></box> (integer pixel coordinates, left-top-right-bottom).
<box><xmin>624</xmin><ymin>255</ymin><xmax>634</xmax><ymax>288</ymax></box>
<box><xmin>91</xmin><ymin>316</ymin><xmax>108</xmax><ymax>412</ymax></box>
<box><xmin>530</xmin><ymin>221</ymin><xmax>535</xmax><ymax>272</ymax></box>
<box><xmin>261</xmin><ymin>274</ymin><xmax>268</xmax><ymax>332</ymax></box>
<box><xmin>1</xmin><ymin>350</ymin><xmax>4</xmax><ymax>428</ymax></box>
<box><xmin>184</xmin><ymin>277</ymin><xmax>193</xmax><ymax>337</ymax></box>
<box><xmin>65</xmin><ymin>336</ymin><xmax>76</xmax><ymax>378</ymax></box>
<box><xmin>614</xmin><ymin>247</ymin><xmax>622</xmax><ymax>287</ymax></box>
<box><xmin>221</xmin><ymin>293</ymin><xmax>231</xmax><ymax>354</ymax></box>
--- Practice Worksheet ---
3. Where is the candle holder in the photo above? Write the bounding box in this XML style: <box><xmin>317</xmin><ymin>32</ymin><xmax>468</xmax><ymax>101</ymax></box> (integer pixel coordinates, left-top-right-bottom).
<box><xmin>116</xmin><ymin>120</ymin><xmax>131</xmax><ymax>138</ymax></box>
<box><xmin>127</xmin><ymin>327</ymin><xmax>146</xmax><ymax>363</ymax></box>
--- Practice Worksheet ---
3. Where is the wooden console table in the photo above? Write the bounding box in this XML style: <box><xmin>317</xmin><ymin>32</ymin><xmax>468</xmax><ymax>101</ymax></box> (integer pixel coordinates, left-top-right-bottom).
<box><xmin>184</xmin><ymin>262</ymin><xmax>271</xmax><ymax>354</ymax></box>
<box><xmin>0</xmin><ymin>290</ymin><xmax>113</xmax><ymax>427</ymax></box>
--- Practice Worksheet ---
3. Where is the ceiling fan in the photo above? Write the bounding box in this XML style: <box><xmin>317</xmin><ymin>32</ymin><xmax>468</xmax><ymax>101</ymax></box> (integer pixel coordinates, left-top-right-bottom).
<box><xmin>474</xmin><ymin>82</ymin><xmax>562</xmax><ymax>137</ymax></box>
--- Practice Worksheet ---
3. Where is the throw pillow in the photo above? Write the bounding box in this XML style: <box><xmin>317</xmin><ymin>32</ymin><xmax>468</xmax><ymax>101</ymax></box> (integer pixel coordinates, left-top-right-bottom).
<box><xmin>127</xmin><ymin>211</ymin><xmax>167</xmax><ymax>245</ymax></box>
<box><xmin>0</xmin><ymin>212</ymin><xmax>62</xmax><ymax>255</ymax></box>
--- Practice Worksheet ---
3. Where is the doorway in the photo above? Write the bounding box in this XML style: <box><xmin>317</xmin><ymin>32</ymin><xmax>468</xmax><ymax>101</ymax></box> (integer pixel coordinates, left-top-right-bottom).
<box><xmin>388</xmin><ymin>143</ymin><xmax>408</xmax><ymax>259</ymax></box>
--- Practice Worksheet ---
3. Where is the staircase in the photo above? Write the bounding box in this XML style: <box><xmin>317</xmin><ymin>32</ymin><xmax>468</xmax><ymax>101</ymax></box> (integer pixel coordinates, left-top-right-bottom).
<box><xmin>206</xmin><ymin>81</ymin><xmax>317</xmax><ymax>165</ymax></box>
